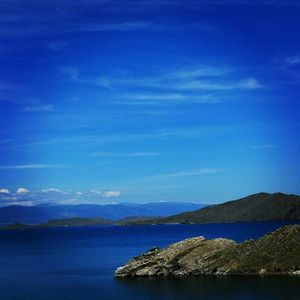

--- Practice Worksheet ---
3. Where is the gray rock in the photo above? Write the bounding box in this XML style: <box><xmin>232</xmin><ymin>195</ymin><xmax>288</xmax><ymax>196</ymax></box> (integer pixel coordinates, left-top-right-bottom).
<box><xmin>115</xmin><ymin>225</ymin><xmax>300</xmax><ymax>277</ymax></box>
<box><xmin>115</xmin><ymin>236</ymin><xmax>235</xmax><ymax>277</ymax></box>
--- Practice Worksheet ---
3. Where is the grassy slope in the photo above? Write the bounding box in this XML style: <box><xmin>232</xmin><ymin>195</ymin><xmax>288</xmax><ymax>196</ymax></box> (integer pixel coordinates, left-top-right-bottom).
<box><xmin>44</xmin><ymin>217</ymin><xmax>112</xmax><ymax>226</ymax></box>
<box><xmin>130</xmin><ymin>192</ymin><xmax>300</xmax><ymax>224</ymax></box>
<box><xmin>212</xmin><ymin>224</ymin><xmax>300</xmax><ymax>274</ymax></box>
<box><xmin>1</xmin><ymin>217</ymin><xmax>112</xmax><ymax>229</ymax></box>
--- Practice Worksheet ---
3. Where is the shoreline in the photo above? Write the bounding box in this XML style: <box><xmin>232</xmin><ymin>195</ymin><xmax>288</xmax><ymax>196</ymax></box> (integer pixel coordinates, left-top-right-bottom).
<box><xmin>115</xmin><ymin>225</ymin><xmax>300</xmax><ymax>278</ymax></box>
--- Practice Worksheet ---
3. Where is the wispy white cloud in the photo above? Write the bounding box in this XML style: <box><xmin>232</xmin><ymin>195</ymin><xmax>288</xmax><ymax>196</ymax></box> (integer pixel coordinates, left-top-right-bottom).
<box><xmin>167</xmin><ymin>66</ymin><xmax>234</xmax><ymax>79</ymax></box>
<box><xmin>0</xmin><ymin>139</ymin><xmax>13</xmax><ymax>145</ymax></box>
<box><xmin>112</xmin><ymin>93</ymin><xmax>222</xmax><ymax>105</ymax></box>
<box><xmin>24</xmin><ymin>105</ymin><xmax>54</xmax><ymax>112</ymax></box>
<box><xmin>74</xmin><ymin>21</ymin><xmax>216</xmax><ymax>33</ymax></box>
<box><xmin>90</xmin><ymin>189</ymin><xmax>121</xmax><ymax>198</ymax></box>
<box><xmin>92</xmin><ymin>152</ymin><xmax>159</xmax><ymax>157</ymax></box>
<box><xmin>122</xmin><ymin>93</ymin><xmax>185</xmax><ymax>102</ymax></box>
<box><xmin>81</xmin><ymin>67</ymin><xmax>226</xmax><ymax>93</ymax></box>
<box><xmin>0</xmin><ymin>81</ymin><xmax>16</xmax><ymax>90</ymax></box>
<box><xmin>96</xmin><ymin>77</ymin><xmax>113</xmax><ymax>89</ymax></box>
<box><xmin>11</xmin><ymin>126</ymin><xmax>223</xmax><ymax>149</ymax></box>
<box><xmin>0</xmin><ymin>188</ymin><xmax>10</xmax><ymax>193</ymax></box>
<box><xmin>160</xmin><ymin>77</ymin><xmax>262</xmax><ymax>91</ymax></box>
<box><xmin>63</xmin><ymin>65</ymin><xmax>262</xmax><ymax>105</ymax></box>
<box><xmin>61</xmin><ymin>66</ymin><xmax>79</xmax><ymax>81</ymax></box>
<box><xmin>250</xmin><ymin>144</ymin><xmax>277</xmax><ymax>149</ymax></box>
<box><xmin>238</xmin><ymin>78</ymin><xmax>262</xmax><ymax>89</ymax></box>
<box><xmin>74</xmin><ymin>22</ymin><xmax>152</xmax><ymax>32</ymax></box>
<box><xmin>48</xmin><ymin>41</ymin><xmax>68</xmax><ymax>51</ymax></box>
<box><xmin>0</xmin><ymin>20</ymin><xmax>152</xmax><ymax>36</ymax></box>
<box><xmin>0</xmin><ymin>164</ymin><xmax>62</xmax><ymax>170</ymax></box>
<box><xmin>283</xmin><ymin>54</ymin><xmax>300</xmax><ymax>66</ymax></box>
<box><xmin>193</xmin><ymin>0</ymin><xmax>300</xmax><ymax>5</ymax></box>
<box><xmin>144</xmin><ymin>168</ymin><xmax>222</xmax><ymax>180</ymax></box>
<box><xmin>275</xmin><ymin>54</ymin><xmax>300</xmax><ymax>84</ymax></box>
<box><xmin>0</xmin><ymin>0</ymin><xmax>298</xmax><ymax>37</ymax></box>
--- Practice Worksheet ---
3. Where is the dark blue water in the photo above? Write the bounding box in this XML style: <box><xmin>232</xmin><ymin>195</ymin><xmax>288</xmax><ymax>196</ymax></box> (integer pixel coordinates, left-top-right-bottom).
<box><xmin>0</xmin><ymin>221</ymin><xmax>300</xmax><ymax>300</ymax></box>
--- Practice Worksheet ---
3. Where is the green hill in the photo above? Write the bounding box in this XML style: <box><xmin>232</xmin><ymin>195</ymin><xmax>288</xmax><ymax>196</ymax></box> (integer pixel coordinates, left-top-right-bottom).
<box><xmin>44</xmin><ymin>217</ymin><xmax>112</xmax><ymax>227</ymax></box>
<box><xmin>127</xmin><ymin>192</ymin><xmax>300</xmax><ymax>225</ymax></box>
<box><xmin>116</xmin><ymin>216</ymin><xmax>157</xmax><ymax>226</ymax></box>
<box><xmin>1</xmin><ymin>217</ymin><xmax>112</xmax><ymax>230</ymax></box>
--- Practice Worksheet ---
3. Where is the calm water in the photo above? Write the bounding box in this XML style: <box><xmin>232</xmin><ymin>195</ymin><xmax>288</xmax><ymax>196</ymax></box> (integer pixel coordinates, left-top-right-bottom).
<box><xmin>0</xmin><ymin>221</ymin><xmax>300</xmax><ymax>300</ymax></box>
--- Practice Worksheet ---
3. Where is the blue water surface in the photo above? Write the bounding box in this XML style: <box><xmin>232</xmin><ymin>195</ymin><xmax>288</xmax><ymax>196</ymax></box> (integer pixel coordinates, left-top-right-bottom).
<box><xmin>0</xmin><ymin>221</ymin><xmax>300</xmax><ymax>300</ymax></box>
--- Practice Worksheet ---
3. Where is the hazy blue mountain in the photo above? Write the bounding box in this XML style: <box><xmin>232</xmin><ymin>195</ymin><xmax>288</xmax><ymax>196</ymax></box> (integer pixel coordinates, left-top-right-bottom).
<box><xmin>0</xmin><ymin>202</ymin><xmax>206</xmax><ymax>224</ymax></box>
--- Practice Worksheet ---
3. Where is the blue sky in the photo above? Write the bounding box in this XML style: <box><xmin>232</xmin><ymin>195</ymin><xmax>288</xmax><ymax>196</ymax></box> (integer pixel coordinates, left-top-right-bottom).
<box><xmin>0</xmin><ymin>0</ymin><xmax>300</xmax><ymax>204</ymax></box>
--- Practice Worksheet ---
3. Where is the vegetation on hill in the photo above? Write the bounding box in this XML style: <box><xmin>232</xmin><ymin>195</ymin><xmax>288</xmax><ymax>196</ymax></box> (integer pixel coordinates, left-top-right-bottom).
<box><xmin>1</xmin><ymin>217</ymin><xmax>111</xmax><ymax>229</ymax></box>
<box><xmin>124</xmin><ymin>193</ymin><xmax>300</xmax><ymax>225</ymax></box>
<box><xmin>115</xmin><ymin>216</ymin><xmax>157</xmax><ymax>226</ymax></box>
<box><xmin>44</xmin><ymin>217</ymin><xmax>111</xmax><ymax>227</ymax></box>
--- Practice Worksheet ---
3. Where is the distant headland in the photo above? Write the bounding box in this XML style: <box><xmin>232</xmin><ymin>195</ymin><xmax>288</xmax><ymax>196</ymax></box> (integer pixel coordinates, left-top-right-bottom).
<box><xmin>121</xmin><ymin>192</ymin><xmax>300</xmax><ymax>225</ymax></box>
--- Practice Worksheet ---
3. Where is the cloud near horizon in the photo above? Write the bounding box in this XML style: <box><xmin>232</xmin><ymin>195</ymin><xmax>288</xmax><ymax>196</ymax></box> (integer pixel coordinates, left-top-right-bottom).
<box><xmin>24</xmin><ymin>105</ymin><xmax>54</xmax><ymax>112</ymax></box>
<box><xmin>0</xmin><ymin>188</ymin><xmax>122</xmax><ymax>207</ymax></box>
<box><xmin>92</xmin><ymin>152</ymin><xmax>159</xmax><ymax>157</ymax></box>
<box><xmin>90</xmin><ymin>189</ymin><xmax>121</xmax><ymax>198</ymax></box>
<box><xmin>16</xmin><ymin>187</ymin><xmax>29</xmax><ymax>193</ymax></box>
<box><xmin>41</xmin><ymin>188</ymin><xmax>64</xmax><ymax>193</ymax></box>
<box><xmin>142</xmin><ymin>168</ymin><xmax>223</xmax><ymax>180</ymax></box>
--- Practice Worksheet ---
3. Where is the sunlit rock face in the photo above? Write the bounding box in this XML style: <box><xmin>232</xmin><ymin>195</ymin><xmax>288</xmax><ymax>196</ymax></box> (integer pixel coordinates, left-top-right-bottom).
<box><xmin>115</xmin><ymin>225</ymin><xmax>300</xmax><ymax>277</ymax></box>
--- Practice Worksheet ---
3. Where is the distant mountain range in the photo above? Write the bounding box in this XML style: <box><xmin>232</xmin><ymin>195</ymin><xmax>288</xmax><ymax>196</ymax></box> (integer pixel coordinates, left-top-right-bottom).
<box><xmin>2</xmin><ymin>192</ymin><xmax>300</xmax><ymax>227</ymax></box>
<box><xmin>123</xmin><ymin>192</ymin><xmax>300</xmax><ymax>225</ymax></box>
<box><xmin>0</xmin><ymin>202</ymin><xmax>206</xmax><ymax>224</ymax></box>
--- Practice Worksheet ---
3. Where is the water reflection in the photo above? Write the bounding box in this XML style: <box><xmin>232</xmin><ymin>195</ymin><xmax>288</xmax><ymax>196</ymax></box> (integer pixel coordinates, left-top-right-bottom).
<box><xmin>115</xmin><ymin>276</ymin><xmax>300</xmax><ymax>300</ymax></box>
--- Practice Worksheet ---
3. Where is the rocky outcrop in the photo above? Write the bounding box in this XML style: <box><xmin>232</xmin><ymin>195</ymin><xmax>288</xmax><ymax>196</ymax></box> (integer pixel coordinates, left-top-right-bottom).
<box><xmin>115</xmin><ymin>225</ymin><xmax>300</xmax><ymax>277</ymax></box>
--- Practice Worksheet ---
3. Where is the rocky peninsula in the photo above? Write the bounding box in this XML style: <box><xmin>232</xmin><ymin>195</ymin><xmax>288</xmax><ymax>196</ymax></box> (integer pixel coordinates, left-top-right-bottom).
<box><xmin>115</xmin><ymin>225</ymin><xmax>300</xmax><ymax>277</ymax></box>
